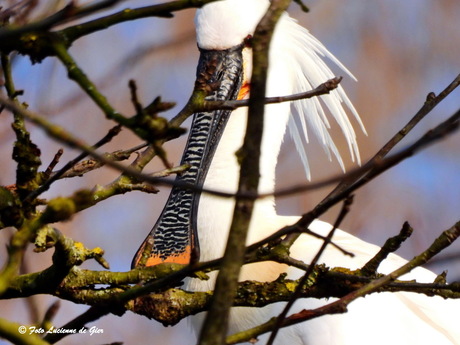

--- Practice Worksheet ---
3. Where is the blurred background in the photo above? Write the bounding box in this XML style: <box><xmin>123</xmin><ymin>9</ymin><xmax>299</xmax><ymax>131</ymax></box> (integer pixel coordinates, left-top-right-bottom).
<box><xmin>1</xmin><ymin>0</ymin><xmax>459</xmax><ymax>344</ymax></box>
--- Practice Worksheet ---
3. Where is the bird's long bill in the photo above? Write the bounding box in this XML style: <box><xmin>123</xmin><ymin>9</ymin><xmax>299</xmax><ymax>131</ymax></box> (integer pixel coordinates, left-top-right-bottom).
<box><xmin>132</xmin><ymin>45</ymin><xmax>244</xmax><ymax>268</ymax></box>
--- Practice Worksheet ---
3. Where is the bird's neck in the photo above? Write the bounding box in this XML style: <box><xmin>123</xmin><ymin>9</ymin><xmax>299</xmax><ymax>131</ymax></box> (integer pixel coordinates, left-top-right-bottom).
<box><xmin>197</xmin><ymin>100</ymin><xmax>291</xmax><ymax>262</ymax></box>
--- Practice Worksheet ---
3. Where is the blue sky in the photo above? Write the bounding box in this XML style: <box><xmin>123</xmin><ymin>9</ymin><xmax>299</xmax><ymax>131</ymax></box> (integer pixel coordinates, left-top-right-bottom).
<box><xmin>1</xmin><ymin>1</ymin><xmax>460</xmax><ymax>344</ymax></box>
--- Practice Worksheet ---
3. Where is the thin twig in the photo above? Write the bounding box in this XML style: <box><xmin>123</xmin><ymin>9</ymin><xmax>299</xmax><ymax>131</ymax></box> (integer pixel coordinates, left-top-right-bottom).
<box><xmin>200</xmin><ymin>77</ymin><xmax>343</xmax><ymax>111</ymax></box>
<box><xmin>359</xmin><ymin>221</ymin><xmax>413</xmax><ymax>276</ymax></box>
<box><xmin>42</xmin><ymin>148</ymin><xmax>63</xmax><ymax>181</ymax></box>
<box><xmin>43</xmin><ymin>306</ymin><xmax>111</xmax><ymax>344</ymax></box>
<box><xmin>319</xmin><ymin>73</ymin><xmax>460</xmax><ymax>208</ymax></box>
<box><xmin>266</xmin><ymin>106</ymin><xmax>460</xmax><ymax>251</ymax></box>
<box><xmin>57</xmin><ymin>143</ymin><xmax>147</xmax><ymax>179</ymax></box>
<box><xmin>293</xmin><ymin>0</ymin><xmax>310</xmax><ymax>12</ymax></box>
<box><xmin>24</xmin><ymin>125</ymin><xmax>123</xmax><ymax>202</ymax></box>
<box><xmin>39</xmin><ymin>300</ymin><xmax>60</xmax><ymax>331</ymax></box>
<box><xmin>287</xmin><ymin>222</ymin><xmax>460</xmax><ymax>326</ymax></box>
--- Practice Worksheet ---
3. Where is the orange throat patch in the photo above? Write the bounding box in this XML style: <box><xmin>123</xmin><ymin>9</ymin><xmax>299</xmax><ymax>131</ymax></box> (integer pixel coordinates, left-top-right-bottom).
<box><xmin>238</xmin><ymin>82</ymin><xmax>250</xmax><ymax>100</ymax></box>
<box><xmin>144</xmin><ymin>245</ymin><xmax>192</xmax><ymax>266</ymax></box>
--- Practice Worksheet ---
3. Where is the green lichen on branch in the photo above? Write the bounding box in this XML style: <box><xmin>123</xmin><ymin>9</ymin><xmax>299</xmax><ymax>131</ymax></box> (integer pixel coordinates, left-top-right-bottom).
<box><xmin>0</xmin><ymin>2</ymin><xmax>459</xmax><ymax>344</ymax></box>
<box><xmin>41</xmin><ymin>198</ymin><xmax>77</xmax><ymax>223</ymax></box>
<box><xmin>2</xmin><ymin>237</ymin><xmax>460</xmax><ymax>331</ymax></box>
<box><xmin>35</xmin><ymin>226</ymin><xmax>109</xmax><ymax>269</ymax></box>
<box><xmin>127</xmin><ymin>261</ymin><xmax>460</xmax><ymax>327</ymax></box>
<box><xmin>131</xmin><ymin>288</ymin><xmax>211</xmax><ymax>326</ymax></box>
<box><xmin>0</xmin><ymin>209</ymin><xmax>106</xmax><ymax>296</ymax></box>
<box><xmin>225</xmin><ymin>221</ymin><xmax>460</xmax><ymax>344</ymax></box>
<box><xmin>1</xmin><ymin>53</ymin><xmax>42</xmax><ymax>207</ymax></box>
<box><xmin>12</xmin><ymin>133</ymin><xmax>42</xmax><ymax>197</ymax></box>
<box><xmin>359</xmin><ymin>221</ymin><xmax>413</xmax><ymax>276</ymax></box>
<box><xmin>0</xmin><ymin>186</ymin><xmax>23</xmax><ymax>228</ymax></box>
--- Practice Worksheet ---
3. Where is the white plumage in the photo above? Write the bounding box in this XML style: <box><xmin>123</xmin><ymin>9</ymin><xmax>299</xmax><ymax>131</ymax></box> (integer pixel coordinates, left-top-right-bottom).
<box><xmin>182</xmin><ymin>1</ymin><xmax>460</xmax><ymax>344</ymax></box>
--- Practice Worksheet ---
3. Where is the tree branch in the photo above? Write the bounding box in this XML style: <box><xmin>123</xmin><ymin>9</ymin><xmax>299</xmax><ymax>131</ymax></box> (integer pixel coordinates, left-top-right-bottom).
<box><xmin>198</xmin><ymin>1</ymin><xmax>293</xmax><ymax>344</ymax></box>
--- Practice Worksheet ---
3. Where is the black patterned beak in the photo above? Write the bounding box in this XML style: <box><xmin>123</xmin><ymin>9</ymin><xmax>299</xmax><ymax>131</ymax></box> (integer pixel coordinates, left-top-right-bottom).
<box><xmin>132</xmin><ymin>44</ymin><xmax>244</xmax><ymax>268</ymax></box>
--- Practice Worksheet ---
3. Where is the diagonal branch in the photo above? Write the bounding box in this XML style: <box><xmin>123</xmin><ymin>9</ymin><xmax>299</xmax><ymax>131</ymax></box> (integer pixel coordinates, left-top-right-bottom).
<box><xmin>319</xmin><ymin>73</ymin><xmax>460</xmax><ymax>209</ymax></box>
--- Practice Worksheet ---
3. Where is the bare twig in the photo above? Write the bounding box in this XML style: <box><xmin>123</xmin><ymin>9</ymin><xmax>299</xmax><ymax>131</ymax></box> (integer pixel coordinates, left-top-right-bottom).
<box><xmin>43</xmin><ymin>306</ymin><xmax>111</xmax><ymax>344</ymax></box>
<box><xmin>286</xmin><ymin>222</ymin><xmax>460</xmax><ymax>328</ymax></box>
<box><xmin>57</xmin><ymin>143</ymin><xmax>147</xmax><ymax>179</ymax></box>
<box><xmin>42</xmin><ymin>148</ymin><xmax>63</xmax><ymax>181</ymax></box>
<box><xmin>129</xmin><ymin>79</ymin><xmax>144</xmax><ymax>115</ymax></box>
<box><xmin>24</xmin><ymin>125</ymin><xmax>123</xmax><ymax>202</ymax></box>
<box><xmin>359</xmin><ymin>221</ymin><xmax>413</xmax><ymax>276</ymax></box>
<box><xmin>200</xmin><ymin>77</ymin><xmax>343</xmax><ymax>111</ymax></box>
<box><xmin>293</xmin><ymin>0</ymin><xmax>310</xmax><ymax>12</ymax></box>
<box><xmin>40</xmin><ymin>300</ymin><xmax>60</xmax><ymax>331</ymax></box>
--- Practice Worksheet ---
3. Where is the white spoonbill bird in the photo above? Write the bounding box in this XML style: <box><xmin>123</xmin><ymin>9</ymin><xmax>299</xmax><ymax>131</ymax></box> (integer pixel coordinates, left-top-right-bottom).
<box><xmin>133</xmin><ymin>1</ymin><xmax>460</xmax><ymax>344</ymax></box>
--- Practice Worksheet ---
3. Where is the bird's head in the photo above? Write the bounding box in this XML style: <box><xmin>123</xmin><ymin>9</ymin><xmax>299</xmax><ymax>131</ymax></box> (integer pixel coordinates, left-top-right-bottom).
<box><xmin>194</xmin><ymin>0</ymin><xmax>269</xmax><ymax>100</ymax></box>
<box><xmin>195</xmin><ymin>0</ymin><xmax>268</xmax><ymax>50</ymax></box>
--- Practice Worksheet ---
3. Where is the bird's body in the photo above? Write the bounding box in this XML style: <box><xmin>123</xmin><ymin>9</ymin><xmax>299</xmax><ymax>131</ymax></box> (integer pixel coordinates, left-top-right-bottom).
<box><xmin>134</xmin><ymin>1</ymin><xmax>460</xmax><ymax>344</ymax></box>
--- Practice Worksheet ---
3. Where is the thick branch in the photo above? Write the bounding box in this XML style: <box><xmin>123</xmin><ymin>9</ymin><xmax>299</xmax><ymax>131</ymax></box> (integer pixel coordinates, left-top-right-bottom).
<box><xmin>0</xmin><ymin>0</ymin><xmax>219</xmax><ymax>47</ymax></box>
<box><xmin>198</xmin><ymin>1</ymin><xmax>292</xmax><ymax>344</ymax></box>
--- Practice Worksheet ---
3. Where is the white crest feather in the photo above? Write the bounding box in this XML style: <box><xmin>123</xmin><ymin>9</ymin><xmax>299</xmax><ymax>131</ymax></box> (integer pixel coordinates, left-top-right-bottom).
<box><xmin>274</xmin><ymin>15</ymin><xmax>367</xmax><ymax>179</ymax></box>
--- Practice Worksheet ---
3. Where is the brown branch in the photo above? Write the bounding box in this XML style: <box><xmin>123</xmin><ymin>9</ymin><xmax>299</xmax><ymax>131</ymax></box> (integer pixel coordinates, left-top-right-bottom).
<box><xmin>42</xmin><ymin>149</ymin><xmax>63</xmax><ymax>181</ymax></box>
<box><xmin>289</xmin><ymin>221</ymin><xmax>460</xmax><ymax>325</ymax></box>
<box><xmin>39</xmin><ymin>300</ymin><xmax>60</xmax><ymax>331</ymax></box>
<box><xmin>293</xmin><ymin>0</ymin><xmax>310</xmax><ymax>12</ymax></box>
<box><xmin>56</xmin><ymin>144</ymin><xmax>147</xmax><ymax>179</ymax></box>
<box><xmin>200</xmin><ymin>77</ymin><xmax>343</xmax><ymax>111</ymax></box>
<box><xmin>359</xmin><ymin>221</ymin><xmax>413</xmax><ymax>276</ymax></box>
